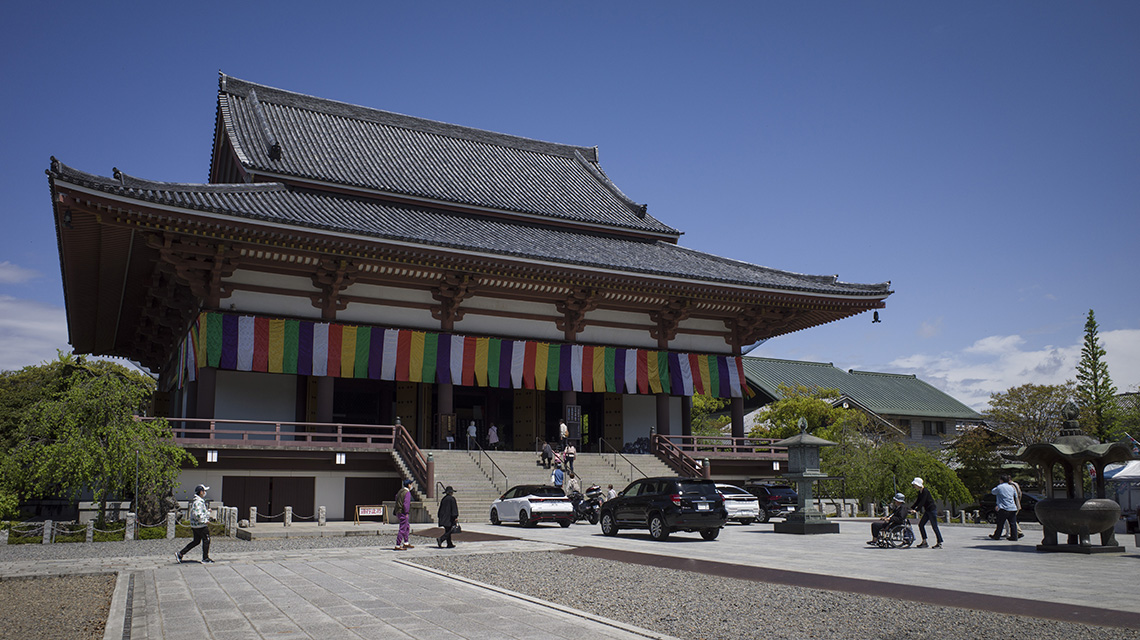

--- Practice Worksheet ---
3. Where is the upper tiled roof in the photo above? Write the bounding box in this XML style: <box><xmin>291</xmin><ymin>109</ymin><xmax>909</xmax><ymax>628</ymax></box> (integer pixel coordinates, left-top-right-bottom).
<box><xmin>742</xmin><ymin>357</ymin><xmax>980</xmax><ymax>420</ymax></box>
<box><xmin>49</xmin><ymin>161</ymin><xmax>891</xmax><ymax>297</ymax></box>
<box><xmin>215</xmin><ymin>75</ymin><xmax>680</xmax><ymax>238</ymax></box>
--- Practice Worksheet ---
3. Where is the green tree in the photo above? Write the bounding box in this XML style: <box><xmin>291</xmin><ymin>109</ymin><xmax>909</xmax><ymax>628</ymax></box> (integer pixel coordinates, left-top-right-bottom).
<box><xmin>1</xmin><ymin>355</ymin><xmax>194</xmax><ymax>517</ymax></box>
<box><xmin>749</xmin><ymin>384</ymin><xmax>969</xmax><ymax>507</ymax></box>
<box><xmin>689</xmin><ymin>394</ymin><xmax>731</xmax><ymax>437</ymax></box>
<box><xmin>1075</xmin><ymin>309</ymin><xmax>1118</xmax><ymax>441</ymax></box>
<box><xmin>983</xmin><ymin>382</ymin><xmax>1074</xmax><ymax>444</ymax></box>
<box><xmin>946</xmin><ymin>426</ymin><xmax>1006</xmax><ymax>501</ymax></box>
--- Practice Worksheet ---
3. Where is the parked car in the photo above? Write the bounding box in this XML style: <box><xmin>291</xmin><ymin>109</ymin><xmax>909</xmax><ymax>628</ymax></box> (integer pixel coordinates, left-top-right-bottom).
<box><xmin>599</xmin><ymin>477</ymin><xmax>727</xmax><ymax>541</ymax></box>
<box><xmin>978</xmin><ymin>492</ymin><xmax>1044</xmax><ymax>524</ymax></box>
<box><xmin>490</xmin><ymin>485</ymin><xmax>574</xmax><ymax>528</ymax></box>
<box><xmin>715</xmin><ymin>483</ymin><xmax>761</xmax><ymax>525</ymax></box>
<box><xmin>743</xmin><ymin>483</ymin><xmax>799</xmax><ymax>523</ymax></box>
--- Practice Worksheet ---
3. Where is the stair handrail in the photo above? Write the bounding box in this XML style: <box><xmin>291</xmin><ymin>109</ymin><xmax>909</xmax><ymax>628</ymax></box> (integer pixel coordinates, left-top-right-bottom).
<box><xmin>394</xmin><ymin>423</ymin><xmax>429</xmax><ymax>491</ymax></box>
<box><xmin>468</xmin><ymin>439</ymin><xmax>508</xmax><ymax>493</ymax></box>
<box><xmin>651</xmin><ymin>434</ymin><xmax>702</xmax><ymax>477</ymax></box>
<box><xmin>599</xmin><ymin>438</ymin><xmax>647</xmax><ymax>483</ymax></box>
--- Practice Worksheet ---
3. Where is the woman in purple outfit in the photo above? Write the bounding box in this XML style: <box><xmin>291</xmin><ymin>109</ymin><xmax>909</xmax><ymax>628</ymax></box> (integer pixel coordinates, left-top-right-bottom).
<box><xmin>394</xmin><ymin>479</ymin><xmax>414</xmax><ymax>551</ymax></box>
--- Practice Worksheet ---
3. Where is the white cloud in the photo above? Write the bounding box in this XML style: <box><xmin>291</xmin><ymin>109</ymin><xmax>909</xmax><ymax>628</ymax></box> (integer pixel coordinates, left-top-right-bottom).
<box><xmin>0</xmin><ymin>262</ymin><xmax>40</xmax><ymax>284</ymax></box>
<box><xmin>0</xmin><ymin>295</ymin><xmax>70</xmax><ymax>372</ymax></box>
<box><xmin>890</xmin><ymin>329</ymin><xmax>1140</xmax><ymax>412</ymax></box>
<box><xmin>917</xmin><ymin>317</ymin><xmax>942</xmax><ymax>339</ymax></box>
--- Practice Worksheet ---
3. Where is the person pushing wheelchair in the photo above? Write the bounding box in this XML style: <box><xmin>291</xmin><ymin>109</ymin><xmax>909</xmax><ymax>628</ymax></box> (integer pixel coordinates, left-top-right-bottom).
<box><xmin>868</xmin><ymin>492</ymin><xmax>908</xmax><ymax>545</ymax></box>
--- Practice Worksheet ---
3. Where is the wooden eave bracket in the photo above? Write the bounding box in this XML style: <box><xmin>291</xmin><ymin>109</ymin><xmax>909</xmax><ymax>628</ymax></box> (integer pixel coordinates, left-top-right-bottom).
<box><xmin>648</xmin><ymin>298</ymin><xmax>692</xmax><ymax>342</ymax></box>
<box><xmin>555</xmin><ymin>287</ymin><xmax>601</xmax><ymax>334</ymax></box>
<box><xmin>430</xmin><ymin>272</ymin><xmax>478</xmax><ymax>324</ymax></box>
<box><xmin>310</xmin><ymin>258</ymin><xmax>361</xmax><ymax>313</ymax></box>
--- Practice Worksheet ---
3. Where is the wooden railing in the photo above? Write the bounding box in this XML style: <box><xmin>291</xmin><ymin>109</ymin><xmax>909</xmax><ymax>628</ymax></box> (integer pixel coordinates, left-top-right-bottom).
<box><xmin>655</xmin><ymin>435</ymin><xmax>788</xmax><ymax>459</ymax></box>
<box><xmin>140</xmin><ymin>416</ymin><xmax>431</xmax><ymax>493</ymax></box>
<box><xmin>651</xmin><ymin>434</ymin><xmax>703</xmax><ymax>477</ymax></box>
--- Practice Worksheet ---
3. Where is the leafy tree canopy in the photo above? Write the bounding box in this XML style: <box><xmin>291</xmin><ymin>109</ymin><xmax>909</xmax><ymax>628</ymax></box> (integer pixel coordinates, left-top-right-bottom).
<box><xmin>983</xmin><ymin>382</ymin><xmax>1074</xmax><ymax>445</ymax></box>
<box><xmin>0</xmin><ymin>353</ymin><xmax>194</xmax><ymax>518</ymax></box>
<box><xmin>689</xmin><ymin>394</ymin><xmax>731</xmax><ymax>437</ymax></box>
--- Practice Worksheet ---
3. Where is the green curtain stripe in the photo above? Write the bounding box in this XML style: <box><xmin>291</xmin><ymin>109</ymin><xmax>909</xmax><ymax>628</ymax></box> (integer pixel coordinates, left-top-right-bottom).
<box><xmin>546</xmin><ymin>345</ymin><xmax>560</xmax><ymax>391</ymax></box>
<box><xmin>707</xmin><ymin>354</ymin><xmax>720</xmax><ymax>397</ymax></box>
<box><xmin>488</xmin><ymin>339</ymin><xmax>501</xmax><ymax>387</ymax></box>
<box><xmin>422</xmin><ymin>333</ymin><xmax>438</xmax><ymax>383</ymax></box>
<box><xmin>658</xmin><ymin>351</ymin><xmax>671</xmax><ymax>394</ymax></box>
<box><xmin>206</xmin><ymin>313</ymin><xmax>223</xmax><ymax>367</ymax></box>
<box><xmin>354</xmin><ymin>328</ymin><xmax>371</xmax><ymax>378</ymax></box>
<box><xmin>282</xmin><ymin>320</ymin><xmax>299</xmax><ymax>375</ymax></box>
<box><xmin>604</xmin><ymin>347</ymin><xmax>616</xmax><ymax>393</ymax></box>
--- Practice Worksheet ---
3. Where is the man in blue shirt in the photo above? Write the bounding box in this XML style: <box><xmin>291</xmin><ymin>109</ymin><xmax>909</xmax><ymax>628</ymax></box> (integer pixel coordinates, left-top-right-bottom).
<box><xmin>552</xmin><ymin>463</ymin><xmax>564</xmax><ymax>491</ymax></box>
<box><xmin>989</xmin><ymin>475</ymin><xmax>1019</xmax><ymax>541</ymax></box>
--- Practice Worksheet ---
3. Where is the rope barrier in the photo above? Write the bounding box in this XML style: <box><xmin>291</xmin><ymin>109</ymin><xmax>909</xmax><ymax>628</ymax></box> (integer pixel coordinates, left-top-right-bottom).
<box><xmin>292</xmin><ymin>513</ymin><xmax>316</xmax><ymax>520</ymax></box>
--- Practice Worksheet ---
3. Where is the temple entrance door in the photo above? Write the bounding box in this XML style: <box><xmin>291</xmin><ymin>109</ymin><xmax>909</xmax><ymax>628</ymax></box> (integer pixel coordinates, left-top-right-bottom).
<box><xmin>513</xmin><ymin>389</ymin><xmax>538</xmax><ymax>450</ymax></box>
<box><xmin>603</xmin><ymin>393</ymin><xmax>623</xmax><ymax>453</ymax></box>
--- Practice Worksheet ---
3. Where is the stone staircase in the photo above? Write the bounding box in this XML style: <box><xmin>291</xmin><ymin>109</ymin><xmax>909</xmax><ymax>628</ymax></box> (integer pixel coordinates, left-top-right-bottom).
<box><xmin>420</xmin><ymin>449</ymin><xmax>675</xmax><ymax>522</ymax></box>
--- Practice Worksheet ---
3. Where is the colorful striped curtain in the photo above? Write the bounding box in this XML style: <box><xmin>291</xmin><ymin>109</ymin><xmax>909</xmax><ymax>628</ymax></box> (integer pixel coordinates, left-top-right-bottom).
<box><xmin>182</xmin><ymin>311</ymin><xmax>749</xmax><ymax>398</ymax></box>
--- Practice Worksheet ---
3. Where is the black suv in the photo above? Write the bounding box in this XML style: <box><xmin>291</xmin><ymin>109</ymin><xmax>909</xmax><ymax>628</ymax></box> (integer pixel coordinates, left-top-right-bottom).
<box><xmin>743</xmin><ymin>484</ymin><xmax>799</xmax><ymax>522</ymax></box>
<box><xmin>600</xmin><ymin>477</ymin><xmax>727</xmax><ymax>541</ymax></box>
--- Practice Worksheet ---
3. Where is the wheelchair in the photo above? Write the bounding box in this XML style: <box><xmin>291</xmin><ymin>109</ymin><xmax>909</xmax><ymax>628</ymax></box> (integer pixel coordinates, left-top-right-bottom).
<box><xmin>874</xmin><ymin>519</ymin><xmax>916</xmax><ymax>548</ymax></box>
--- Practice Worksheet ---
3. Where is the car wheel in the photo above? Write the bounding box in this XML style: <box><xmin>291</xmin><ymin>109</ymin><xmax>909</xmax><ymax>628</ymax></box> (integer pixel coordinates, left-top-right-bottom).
<box><xmin>559</xmin><ymin>519</ymin><xmax>571</xmax><ymax>528</ymax></box>
<box><xmin>518</xmin><ymin>510</ymin><xmax>531</xmax><ymax>528</ymax></box>
<box><xmin>490</xmin><ymin>508</ymin><xmax>500</xmax><ymax>526</ymax></box>
<box><xmin>700</xmin><ymin>527</ymin><xmax>720</xmax><ymax>541</ymax></box>
<box><xmin>757</xmin><ymin>508</ymin><xmax>770</xmax><ymax>523</ymax></box>
<box><xmin>648</xmin><ymin>514</ymin><xmax>669</xmax><ymax>541</ymax></box>
<box><xmin>985</xmin><ymin>511</ymin><xmax>997</xmax><ymax>525</ymax></box>
<box><xmin>739</xmin><ymin>518</ymin><xmax>754</xmax><ymax>526</ymax></box>
<box><xmin>600</xmin><ymin>512</ymin><xmax>618</xmax><ymax>536</ymax></box>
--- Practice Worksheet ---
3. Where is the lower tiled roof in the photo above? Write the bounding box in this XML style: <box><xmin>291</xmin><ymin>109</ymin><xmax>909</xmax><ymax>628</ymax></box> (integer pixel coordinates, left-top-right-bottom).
<box><xmin>50</xmin><ymin>161</ymin><xmax>892</xmax><ymax>298</ymax></box>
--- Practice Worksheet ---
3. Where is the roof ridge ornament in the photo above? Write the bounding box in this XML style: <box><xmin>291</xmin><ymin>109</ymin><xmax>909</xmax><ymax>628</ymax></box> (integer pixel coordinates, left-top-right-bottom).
<box><xmin>247</xmin><ymin>89</ymin><xmax>283</xmax><ymax>161</ymax></box>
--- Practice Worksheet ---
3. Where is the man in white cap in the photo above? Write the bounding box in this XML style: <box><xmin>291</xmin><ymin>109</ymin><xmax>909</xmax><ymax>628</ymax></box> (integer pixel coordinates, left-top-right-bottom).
<box><xmin>869</xmin><ymin>492</ymin><xmax>908</xmax><ymax>545</ymax></box>
<box><xmin>177</xmin><ymin>484</ymin><xmax>214</xmax><ymax>563</ymax></box>
<box><xmin>909</xmin><ymin>477</ymin><xmax>943</xmax><ymax>548</ymax></box>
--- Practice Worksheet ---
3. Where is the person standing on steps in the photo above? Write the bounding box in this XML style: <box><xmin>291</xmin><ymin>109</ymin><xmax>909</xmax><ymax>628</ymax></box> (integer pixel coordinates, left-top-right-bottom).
<box><xmin>437</xmin><ymin>486</ymin><xmax>459</xmax><ymax>549</ymax></box>
<box><xmin>551</xmin><ymin>463</ymin><xmax>564</xmax><ymax>492</ymax></box>
<box><xmin>541</xmin><ymin>441</ymin><xmax>553</xmax><ymax>469</ymax></box>
<box><xmin>559</xmin><ymin>420</ymin><xmax>569</xmax><ymax>448</ymax></box>
<box><xmin>467</xmin><ymin>421</ymin><xmax>478</xmax><ymax>450</ymax></box>
<box><xmin>177</xmin><ymin>484</ymin><xmax>214</xmax><ymax>564</ymax></box>
<box><xmin>394</xmin><ymin>479</ymin><xmax>414</xmax><ymax>551</ymax></box>
<box><xmin>488</xmin><ymin>423</ymin><xmax>499</xmax><ymax>451</ymax></box>
<box><xmin>565</xmin><ymin>442</ymin><xmax>576</xmax><ymax>474</ymax></box>
<box><xmin>909</xmin><ymin>477</ymin><xmax>943</xmax><ymax>549</ymax></box>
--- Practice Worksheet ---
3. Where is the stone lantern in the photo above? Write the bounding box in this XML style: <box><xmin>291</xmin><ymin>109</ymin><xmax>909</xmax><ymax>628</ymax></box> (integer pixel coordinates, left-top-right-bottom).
<box><xmin>1012</xmin><ymin>403</ymin><xmax>1133</xmax><ymax>553</ymax></box>
<box><xmin>772</xmin><ymin>418</ymin><xmax>840</xmax><ymax>534</ymax></box>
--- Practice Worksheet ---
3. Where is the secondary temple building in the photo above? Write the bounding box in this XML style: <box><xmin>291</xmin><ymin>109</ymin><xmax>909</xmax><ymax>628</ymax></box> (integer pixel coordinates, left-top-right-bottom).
<box><xmin>48</xmin><ymin>74</ymin><xmax>892</xmax><ymax>519</ymax></box>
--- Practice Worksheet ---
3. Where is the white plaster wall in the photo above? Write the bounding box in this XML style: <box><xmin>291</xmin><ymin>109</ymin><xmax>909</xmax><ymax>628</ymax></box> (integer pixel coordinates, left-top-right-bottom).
<box><xmin>453</xmin><ymin>314</ymin><xmax>564</xmax><ymax>341</ymax></box>
<box><xmin>337</xmin><ymin>302</ymin><xmax>436</xmax><ymax>329</ymax></box>
<box><xmin>315</xmin><ymin>476</ymin><xmax>342</xmax><ymax>520</ymax></box>
<box><xmin>175</xmin><ymin>469</ymin><xmax>224</xmax><ymax>503</ymax></box>
<box><xmin>215</xmin><ymin>370</ymin><xmax>297</xmax><ymax>422</ymax></box>
<box><xmin>225</xmin><ymin>271</ymin><xmax>315</xmax><ymax>290</ymax></box>
<box><xmin>576</xmin><ymin>325</ymin><xmax>659</xmax><ymax>349</ymax></box>
<box><xmin>227</xmin><ymin>289</ymin><xmax>321</xmax><ymax>320</ymax></box>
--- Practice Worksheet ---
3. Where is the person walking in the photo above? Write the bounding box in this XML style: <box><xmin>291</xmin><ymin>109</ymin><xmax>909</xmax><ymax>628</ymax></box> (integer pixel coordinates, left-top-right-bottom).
<box><xmin>559</xmin><ymin>420</ymin><xmax>569</xmax><ymax>448</ymax></box>
<box><xmin>394</xmin><ymin>479</ymin><xmax>414</xmax><ymax>551</ymax></box>
<box><xmin>488</xmin><ymin>423</ymin><xmax>499</xmax><ymax>451</ymax></box>
<box><xmin>1010</xmin><ymin>477</ymin><xmax>1026</xmax><ymax>539</ymax></box>
<box><xmin>909</xmin><ymin>477</ymin><xmax>943</xmax><ymax>549</ymax></box>
<box><xmin>467</xmin><ymin>421</ymin><xmax>478</xmax><ymax>450</ymax></box>
<box><xmin>989</xmin><ymin>475</ymin><xmax>1019</xmax><ymax>541</ymax></box>
<box><xmin>565</xmin><ymin>442</ymin><xmax>577</xmax><ymax>473</ymax></box>
<box><xmin>437</xmin><ymin>486</ymin><xmax>459</xmax><ymax>549</ymax></box>
<box><xmin>541</xmin><ymin>441</ymin><xmax>553</xmax><ymax>469</ymax></box>
<box><xmin>551</xmin><ymin>463</ymin><xmax>564</xmax><ymax>492</ymax></box>
<box><xmin>176</xmin><ymin>484</ymin><xmax>214</xmax><ymax>563</ymax></box>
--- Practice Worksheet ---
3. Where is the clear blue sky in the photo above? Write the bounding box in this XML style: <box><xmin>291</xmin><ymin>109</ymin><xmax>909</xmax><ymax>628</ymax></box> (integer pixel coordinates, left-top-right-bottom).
<box><xmin>2</xmin><ymin>2</ymin><xmax>1137</xmax><ymax>410</ymax></box>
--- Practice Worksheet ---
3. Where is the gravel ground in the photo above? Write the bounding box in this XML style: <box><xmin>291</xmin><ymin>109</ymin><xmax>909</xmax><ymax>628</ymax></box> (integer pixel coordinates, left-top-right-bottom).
<box><xmin>412</xmin><ymin>551</ymin><xmax>1140</xmax><ymax>640</ymax></box>
<box><xmin>3</xmin><ymin>535</ymin><xmax>1139</xmax><ymax>640</ymax></box>
<box><xmin>0</xmin><ymin>574</ymin><xmax>115</xmax><ymax>640</ymax></box>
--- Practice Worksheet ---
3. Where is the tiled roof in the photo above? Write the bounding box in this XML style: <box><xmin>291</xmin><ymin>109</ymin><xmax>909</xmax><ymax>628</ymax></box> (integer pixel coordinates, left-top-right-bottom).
<box><xmin>216</xmin><ymin>75</ymin><xmax>680</xmax><ymax>238</ymax></box>
<box><xmin>741</xmin><ymin>357</ymin><xmax>981</xmax><ymax>420</ymax></box>
<box><xmin>49</xmin><ymin>161</ymin><xmax>892</xmax><ymax>297</ymax></box>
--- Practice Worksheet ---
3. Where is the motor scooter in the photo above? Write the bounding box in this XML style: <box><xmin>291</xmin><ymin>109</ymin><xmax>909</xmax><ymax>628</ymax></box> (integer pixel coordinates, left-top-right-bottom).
<box><xmin>570</xmin><ymin>484</ymin><xmax>602</xmax><ymax>524</ymax></box>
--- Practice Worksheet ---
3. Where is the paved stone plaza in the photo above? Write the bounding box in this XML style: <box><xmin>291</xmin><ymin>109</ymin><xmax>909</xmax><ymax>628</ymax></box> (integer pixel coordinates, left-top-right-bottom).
<box><xmin>1</xmin><ymin>519</ymin><xmax>1137</xmax><ymax>638</ymax></box>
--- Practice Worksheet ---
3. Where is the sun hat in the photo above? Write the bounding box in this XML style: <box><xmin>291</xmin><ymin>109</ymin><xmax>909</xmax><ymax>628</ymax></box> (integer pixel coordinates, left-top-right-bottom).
<box><xmin>893</xmin><ymin>492</ymin><xmax>905</xmax><ymax>502</ymax></box>
<box><xmin>912</xmin><ymin>477</ymin><xmax>924</xmax><ymax>488</ymax></box>
<box><xmin>444</xmin><ymin>486</ymin><xmax>455</xmax><ymax>494</ymax></box>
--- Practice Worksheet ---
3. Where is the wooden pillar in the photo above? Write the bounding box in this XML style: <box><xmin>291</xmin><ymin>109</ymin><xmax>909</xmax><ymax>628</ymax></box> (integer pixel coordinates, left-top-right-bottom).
<box><xmin>439</xmin><ymin>383</ymin><xmax>454</xmax><ymax>415</ymax></box>
<box><xmin>656</xmin><ymin>393</ymin><xmax>671</xmax><ymax>436</ymax></box>
<box><xmin>681</xmin><ymin>396</ymin><xmax>693</xmax><ymax>437</ymax></box>
<box><xmin>195</xmin><ymin>367</ymin><xmax>216</xmax><ymax>419</ymax></box>
<box><xmin>316</xmin><ymin>376</ymin><xmax>334</xmax><ymax>423</ymax></box>
<box><xmin>731</xmin><ymin>397</ymin><xmax>745</xmax><ymax>438</ymax></box>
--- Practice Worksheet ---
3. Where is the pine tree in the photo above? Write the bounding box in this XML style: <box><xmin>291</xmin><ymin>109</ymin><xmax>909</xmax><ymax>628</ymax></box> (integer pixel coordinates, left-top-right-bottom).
<box><xmin>1075</xmin><ymin>309</ymin><xmax>1118</xmax><ymax>441</ymax></box>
